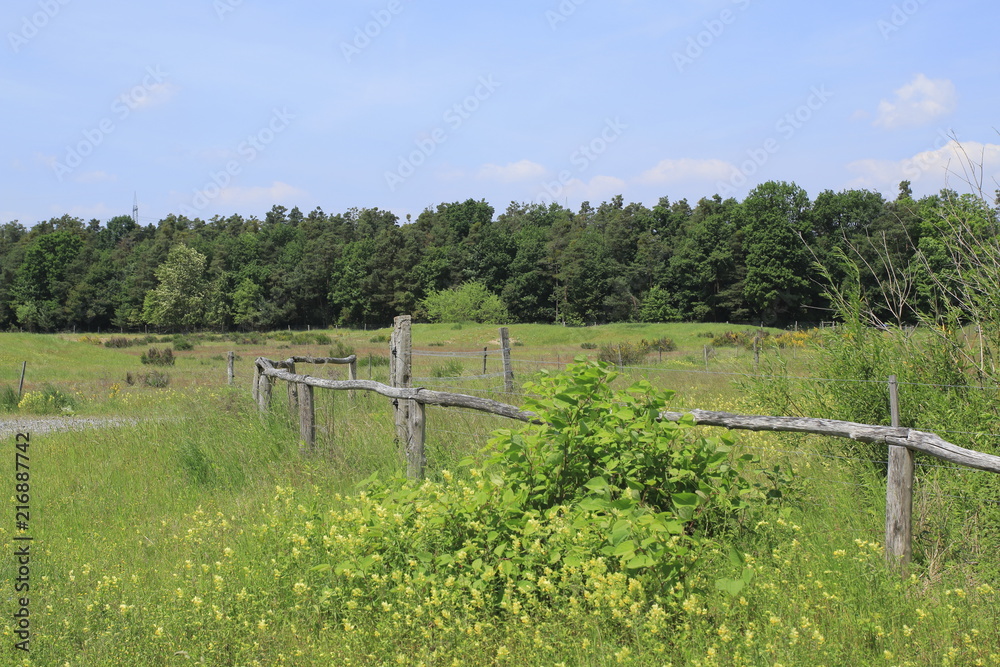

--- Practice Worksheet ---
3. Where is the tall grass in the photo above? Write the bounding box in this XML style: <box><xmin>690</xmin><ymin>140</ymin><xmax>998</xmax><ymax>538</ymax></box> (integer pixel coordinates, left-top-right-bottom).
<box><xmin>3</xmin><ymin>328</ymin><xmax>1000</xmax><ymax>663</ymax></box>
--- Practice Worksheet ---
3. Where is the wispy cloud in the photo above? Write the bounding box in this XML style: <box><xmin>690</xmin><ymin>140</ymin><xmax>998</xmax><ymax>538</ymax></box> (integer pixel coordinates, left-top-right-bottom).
<box><xmin>639</xmin><ymin>158</ymin><xmax>735</xmax><ymax>185</ymax></box>
<box><xmin>873</xmin><ymin>74</ymin><xmax>956</xmax><ymax>130</ymax></box>
<box><xmin>846</xmin><ymin>140</ymin><xmax>1000</xmax><ymax>191</ymax></box>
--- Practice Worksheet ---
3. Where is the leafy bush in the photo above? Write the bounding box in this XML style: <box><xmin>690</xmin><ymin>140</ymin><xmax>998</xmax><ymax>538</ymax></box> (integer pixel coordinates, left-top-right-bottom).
<box><xmin>18</xmin><ymin>385</ymin><xmax>76</xmax><ymax>414</ymax></box>
<box><xmin>172</xmin><ymin>337</ymin><xmax>194</xmax><ymax>351</ymax></box>
<box><xmin>422</xmin><ymin>281</ymin><xmax>509</xmax><ymax>324</ymax></box>
<box><xmin>712</xmin><ymin>330</ymin><xmax>766</xmax><ymax>349</ymax></box>
<box><xmin>104</xmin><ymin>336</ymin><xmax>133</xmax><ymax>348</ymax></box>
<box><xmin>369</xmin><ymin>334</ymin><xmax>389</xmax><ymax>343</ymax></box>
<box><xmin>580</xmin><ymin>342</ymin><xmax>598</xmax><ymax>349</ymax></box>
<box><xmin>298</xmin><ymin>359</ymin><xmax>756</xmax><ymax>651</ymax></box>
<box><xmin>141</xmin><ymin>347</ymin><xmax>175</xmax><ymax>366</ymax></box>
<box><xmin>597</xmin><ymin>341</ymin><xmax>648</xmax><ymax>366</ymax></box>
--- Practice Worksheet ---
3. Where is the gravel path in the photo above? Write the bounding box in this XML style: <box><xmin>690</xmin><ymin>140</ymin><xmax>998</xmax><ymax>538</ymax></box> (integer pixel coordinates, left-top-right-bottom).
<box><xmin>0</xmin><ymin>416</ymin><xmax>135</xmax><ymax>438</ymax></box>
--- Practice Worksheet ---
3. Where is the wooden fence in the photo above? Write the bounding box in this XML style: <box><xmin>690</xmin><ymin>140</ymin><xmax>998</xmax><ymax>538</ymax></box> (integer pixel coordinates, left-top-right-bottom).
<box><xmin>252</xmin><ymin>315</ymin><xmax>1000</xmax><ymax>567</ymax></box>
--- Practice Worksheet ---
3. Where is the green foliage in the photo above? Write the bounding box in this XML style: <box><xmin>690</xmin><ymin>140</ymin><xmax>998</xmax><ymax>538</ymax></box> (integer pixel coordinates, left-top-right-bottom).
<box><xmin>172</xmin><ymin>336</ymin><xmax>194</xmax><ymax>351</ymax></box>
<box><xmin>18</xmin><ymin>385</ymin><xmax>76</xmax><ymax>414</ymax></box>
<box><xmin>580</xmin><ymin>342</ymin><xmax>598</xmax><ymax>349</ymax></box>
<box><xmin>487</xmin><ymin>360</ymin><xmax>753</xmax><ymax>531</ymax></box>
<box><xmin>142</xmin><ymin>244</ymin><xmax>209</xmax><ymax>330</ymax></box>
<box><xmin>0</xmin><ymin>386</ymin><xmax>20</xmax><ymax>412</ymax></box>
<box><xmin>104</xmin><ymin>336</ymin><xmax>134</xmax><ymax>348</ymax></box>
<box><xmin>141</xmin><ymin>347</ymin><xmax>175</xmax><ymax>366</ymax></box>
<box><xmin>597</xmin><ymin>341</ymin><xmax>648</xmax><ymax>366</ymax></box>
<box><xmin>369</xmin><ymin>334</ymin><xmax>389</xmax><ymax>343</ymax></box>
<box><xmin>422</xmin><ymin>280</ymin><xmax>510</xmax><ymax>324</ymax></box>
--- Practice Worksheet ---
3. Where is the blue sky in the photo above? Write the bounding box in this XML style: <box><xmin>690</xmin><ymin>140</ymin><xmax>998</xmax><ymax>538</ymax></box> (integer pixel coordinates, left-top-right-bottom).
<box><xmin>3</xmin><ymin>0</ymin><xmax>999</xmax><ymax>227</ymax></box>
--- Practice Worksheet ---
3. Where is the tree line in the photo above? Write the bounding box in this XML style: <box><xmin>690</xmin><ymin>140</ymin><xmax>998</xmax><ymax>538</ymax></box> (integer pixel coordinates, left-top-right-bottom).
<box><xmin>0</xmin><ymin>179</ymin><xmax>991</xmax><ymax>332</ymax></box>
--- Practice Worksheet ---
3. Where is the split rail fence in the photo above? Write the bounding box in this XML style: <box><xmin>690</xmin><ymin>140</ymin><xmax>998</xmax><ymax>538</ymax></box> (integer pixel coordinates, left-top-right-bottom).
<box><xmin>252</xmin><ymin>315</ymin><xmax>1000</xmax><ymax>567</ymax></box>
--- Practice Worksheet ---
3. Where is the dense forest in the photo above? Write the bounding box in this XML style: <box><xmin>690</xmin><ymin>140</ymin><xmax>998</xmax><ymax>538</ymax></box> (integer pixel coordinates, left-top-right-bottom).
<box><xmin>0</xmin><ymin>179</ymin><xmax>992</xmax><ymax>332</ymax></box>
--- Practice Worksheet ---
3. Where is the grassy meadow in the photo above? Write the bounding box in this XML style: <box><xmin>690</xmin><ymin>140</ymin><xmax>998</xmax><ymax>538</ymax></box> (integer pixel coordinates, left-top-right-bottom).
<box><xmin>2</xmin><ymin>324</ymin><xmax>999</xmax><ymax>665</ymax></box>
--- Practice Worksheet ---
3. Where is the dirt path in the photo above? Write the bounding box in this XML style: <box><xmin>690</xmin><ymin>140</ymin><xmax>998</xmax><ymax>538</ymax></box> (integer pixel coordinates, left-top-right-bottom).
<box><xmin>0</xmin><ymin>416</ymin><xmax>135</xmax><ymax>438</ymax></box>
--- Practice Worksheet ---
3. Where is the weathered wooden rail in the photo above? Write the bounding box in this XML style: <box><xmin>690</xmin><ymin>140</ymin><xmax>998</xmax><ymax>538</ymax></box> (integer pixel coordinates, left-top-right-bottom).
<box><xmin>252</xmin><ymin>315</ymin><xmax>1000</xmax><ymax>568</ymax></box>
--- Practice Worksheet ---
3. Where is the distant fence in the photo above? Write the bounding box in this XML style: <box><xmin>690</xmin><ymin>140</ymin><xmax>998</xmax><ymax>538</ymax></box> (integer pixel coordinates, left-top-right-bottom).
<box><xmin>252</xmin><ymin>315</ymin><xmax>1000</xmax><ymax>568</ymax></box>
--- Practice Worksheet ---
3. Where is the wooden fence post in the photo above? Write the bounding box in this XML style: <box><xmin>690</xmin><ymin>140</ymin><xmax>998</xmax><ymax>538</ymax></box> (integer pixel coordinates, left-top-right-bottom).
<box><xmin>500</xmin><ymin>327</ymin><xmax>514</xmax><ymax>393</ymax></box>
<box><xmin>391</xmin><ymin>315</ymin><xmax>422</xmax><ymax>479</ymax></box>
<box><xmin>257</xmin><ymin>371</ymin><xmax>272</xmax><ymax>413</ymax></box>
<box><xmin>287</xmin><ymin>361</ymin><xmax>299</xmax><ymax>414</ymax></box>
<box><xmin>885</xmin><ymin>374</ymin><xmax>914</xmax><ymax>567</ymax></box>
<box><xmin>298</xmin><ymin>382</ymin><xmax>316</xmax><ymax>452</ymax></box>
<box><xmin>17</xmin><ymin>361</ymin><xmax>26</xmax><ymax>399</ymax></box>
<box><xmin>227</xmin><ymin>351</ymin><xmax>235</xmax><ymax>385</ymax></box>
<box><xmin>407</xmin><ymin>399</ymin><xmax>426</xmax><ymax>480</ymax></box>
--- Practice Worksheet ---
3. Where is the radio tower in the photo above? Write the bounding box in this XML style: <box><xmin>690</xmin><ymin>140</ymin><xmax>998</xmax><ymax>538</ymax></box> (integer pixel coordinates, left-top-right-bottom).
<box><xmin>132</xmin><ymin>193</ymin><xmax>139</xmax><ymax>226</ymax></box>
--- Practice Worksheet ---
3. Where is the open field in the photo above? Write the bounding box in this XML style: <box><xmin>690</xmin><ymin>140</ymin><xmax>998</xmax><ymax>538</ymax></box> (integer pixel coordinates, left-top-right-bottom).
<box><xmin>2</xmin><ymin>324</ymin><xmax>998</xmax><ymax>665</ymax></box>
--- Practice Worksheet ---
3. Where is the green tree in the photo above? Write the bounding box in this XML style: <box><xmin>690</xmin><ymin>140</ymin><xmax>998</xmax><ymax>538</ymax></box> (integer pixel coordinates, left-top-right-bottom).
<box><xmin>739</xmin><ymin>181</ymin><xmax>814</xmax><ymax>324</ymax></box>
<box><xmin>142</xmin><ymin>244</ymin><xmax>208</xmax><ymax>330</ymax></box>
<box><xmin>421</xmin><ymin>281</ymin><xmax>509</xmax><ymax>324</ymax></box>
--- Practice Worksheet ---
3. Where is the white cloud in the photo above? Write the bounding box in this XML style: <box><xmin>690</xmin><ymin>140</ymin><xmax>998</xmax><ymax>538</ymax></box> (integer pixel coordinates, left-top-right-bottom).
<box><xmin>477</xmin><ymin>159</ymin><xmax>547</xmax><ymax>182</ymax></box>
<box><xmin>873</xmin><ymin>74</ymin><xmax>957</xmax><ymax>130</ymax></box>
<box><xmin>846</xmin><ymin>140</ymin><xmax>1000</xmax><ymax>192</ymax></box>
<box><xmin>216</xmin><ymin>181</ymin><xmax>308</xmax><ymax>207</ymax></box>
<box><xmin>638</xmin><ymin>158</ymin><xmax>735</xmax><ymax>185</ymax></box>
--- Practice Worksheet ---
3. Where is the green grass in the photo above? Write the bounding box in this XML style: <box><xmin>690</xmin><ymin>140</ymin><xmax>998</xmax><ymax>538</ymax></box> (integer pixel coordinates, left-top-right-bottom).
<box><xmin>2</xmin><ymin>327</ymin><xmax>999</xmax><ymax>664</ymax></box>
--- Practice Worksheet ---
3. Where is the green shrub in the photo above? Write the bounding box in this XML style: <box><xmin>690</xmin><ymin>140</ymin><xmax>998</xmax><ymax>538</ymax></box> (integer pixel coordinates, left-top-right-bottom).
<box><xmin>580</xmin><ymin>342</ymin><xmax>598</xmax><ymax>349</ymax></box>
<box><xmin>172</xmin><ymin>337</ymin><xmax>194</xmax><ymax>351</ymax></box>
<box><xmin>369</xmin><ymin>334</ymin><xmax>389</xmax><ymax>343</ymax></box>
<box><xmin>597</xmin><ymin>341</ymin><xmax>649</xmax><ymax>366</ymax></box>
<box><xmin>141</xmin><ymin>347</ymin><xmax>175</xmax><ymax>366</ymax></box>
<box><xmin>18</xmin><ymin>385</ymin><xmax>76</xmax><ymax>414</ymax></box>
<box><xmin>104</xmin><ymin>336</ymin><xmax>133</xmax><ymax>348</ymax></box>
